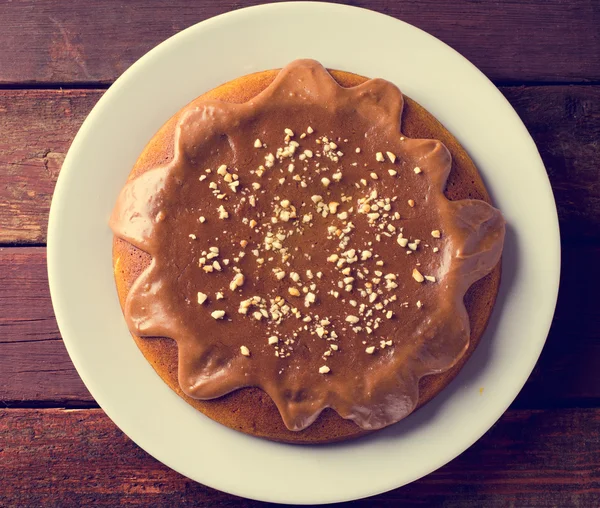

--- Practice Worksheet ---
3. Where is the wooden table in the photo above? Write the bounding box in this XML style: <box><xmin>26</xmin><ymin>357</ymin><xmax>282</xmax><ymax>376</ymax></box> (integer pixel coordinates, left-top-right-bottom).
<box><xmin>1</xmin><ymin>1</ymin><xmax>599</xmax><ymax>505</ymax></box>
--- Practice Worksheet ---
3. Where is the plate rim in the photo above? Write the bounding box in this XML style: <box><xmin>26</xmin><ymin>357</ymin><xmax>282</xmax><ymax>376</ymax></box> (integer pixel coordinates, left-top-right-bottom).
<box><xmin>47</xmin><ymin>1</ymin><xmax>561</xmax><ymax>504</ymax></box>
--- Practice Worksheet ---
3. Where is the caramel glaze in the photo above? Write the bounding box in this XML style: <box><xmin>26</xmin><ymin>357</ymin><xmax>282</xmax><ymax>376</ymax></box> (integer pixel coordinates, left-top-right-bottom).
<box><xmin>110</xmin><ymin>60</ymin><xmax>505</xmax><ymax>431</ymax></box>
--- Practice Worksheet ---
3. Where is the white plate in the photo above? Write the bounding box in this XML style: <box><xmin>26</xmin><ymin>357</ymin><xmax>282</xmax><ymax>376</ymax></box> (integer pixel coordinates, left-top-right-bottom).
<box><xmin>47</xmin><ymin>2</ymin><xmax>560</xmax><ymax>504</ymax></box>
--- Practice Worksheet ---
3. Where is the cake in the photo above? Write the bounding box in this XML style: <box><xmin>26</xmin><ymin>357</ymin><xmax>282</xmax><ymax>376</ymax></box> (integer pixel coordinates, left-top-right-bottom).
<box><xmin>110</xmin><ymin>60</ymin><xmax>505</xmax><ymax>444</ymax></box>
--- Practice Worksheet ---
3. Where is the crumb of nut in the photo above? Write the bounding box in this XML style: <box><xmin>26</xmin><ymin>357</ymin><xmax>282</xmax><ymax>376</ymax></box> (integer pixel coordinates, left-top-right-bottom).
<box><xmin>197</xmin><ymin>292</ymin><xmax>208</xmax><ymax>305</ymax></box>
<box><xmin>240</xmin><ymin>240</ymin><xmax>248</xmax><ymax>248</ymax></box>
<box><xmin>280</xmin><ymin>199</ymin><xmax>291</xmax><ymax>208</ymax></box>
<box><xmin>416</xmin><ymin>300</ymin><xmax>423</xmax><ymax>308</ymax></box>
<box><xmin>408</xmin><ymin>199</ymin><xmax>415</xmax><ymax>208</ymax></box>
<box><xmin>330</xmin><ymin>344</ymin><xmax>339</xmax><ymax>351</ymax></box>
<box><xmin>355</xmin><ymin>147</ymin><xmax>361</xmax><ymax>154</ymax></box>
<box><xmin>345</xmin><ymin>315</ymin><xmax>360</xmax><ymax>324</ymax></box>
<box><xmin>268</xmin><ymin>336</ymin><xmax>279</xmax><ymax>345</ymax></box>
<box><xmin>431</xmin><ymin>230</ymin><xmax>441</xmax><ymax>238</ymax></box>
<box><xmin>408</xmin><ymin>242</ymin><xmax>418</xmax><ymax>251</ymax></box>
<box><xmin>414</xmin><ymin>167</ymin><xmax>422</xmax><ymax>174</ymax></box>
<box><xmin>386</xmin><ymin>151</ymin><xmax>397</xmax><ymax>163</ymax></box>
<box><xmin>425</xmin><ymin>275</ymin><xmax>437</xmax><ymax>282</ymax></box>
<box><xmin>199</xmin><ymin>216</ymin><xmax>206</xmax><ymax>223</ymax></box>
<box><xmin>211</xmin><ymin>310</ymin><xmax>225</xmax><ymax>320</ymax></box>
<box><xmin>328</xmin><ymin>202</ymin><xmax>339</xmax><ymax>214</ymax></box>
<box><xmin>365</xmin><ymin>346</ymin><xmax>375</xmax><ymax>354</ymax></box>
<box><xmin>229</xmin><ymin>273</ymin><xmax>245</xmax><ymax>291</ymax></box>
<box><xmin>412</xmin><ymin>268</ymin><xmax>425</xmax><ymax>283</ymax></box>
<box><xmin>254</xmin><ymin>139</ymin><xmax>262</xmax><ymax>148</ymax></box>
<box><xmin>284</xmin><ymin>128</ymin><xmax>294</xmax><ymax>137</ymax></box>
<box><xmin>375</xmin><ymin>152</ymin><xmax>385</xmax><ymax>162</ymax></box>
<box><xmin>318</xmin><ymin>365</ymin><xmax>331</xmax><ymax>374</ymax></box>
<box><xmin>433</xmin><ymin>247</ymin><xmax>439</xmax><ymax>253</ymax></box>
<box><xmin>321</xmin><ymin>177</ymin><xmax>331</xmax><ymax>188</ymax></box>
<box><xmin>288</xmin><ymin>287</ymin><xmax>301</xmax><ymax>297</ymax></box>
<box><xmin>370</xmin><ymin>172</ymin><xmax>378</xmax><ymax>180</ymax></box>
<box><xmin>217</xmin><ymin>164</ymin><xmax>228</xmax><ymax>176</ymax></box>
<box><xmin>189</xmin><ymin>234</ymin><xmax>196</xmax><ymax>240</ymax></box>
<box><xmin>397</xmin><ymin>236</ymin><xmax>409</xmax><ymax>248</ymax></box>
<box><xmin>240</xmin><ymin>345</ymin><xmax>251</xmax><ymax>357</ymax></box>
<box><xmin>218</xmin><ymin>205</ymin><xmax>229</xmax><ymax>219</ymax></box>
<box><xmin>388</xmin><ymin>169</ymin><xmax>397</xmax><ymax>176</ymax></box>
<box><xmin>307</xmin><ymin>126</ymin><xmax>314</xmax><ymax>134</ymax></box>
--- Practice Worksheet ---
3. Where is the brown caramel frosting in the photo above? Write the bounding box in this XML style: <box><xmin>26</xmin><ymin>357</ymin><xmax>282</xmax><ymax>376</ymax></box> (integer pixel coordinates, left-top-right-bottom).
<box><xmin>110</xmin><ymin>60</ymin><xmax>505</xmax><ymax>431</ymax></box>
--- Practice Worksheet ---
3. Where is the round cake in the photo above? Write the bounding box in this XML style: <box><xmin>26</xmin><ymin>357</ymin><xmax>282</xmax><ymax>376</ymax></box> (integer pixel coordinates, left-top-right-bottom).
<box><xmin>111</xmin><ymin>60</ymin><xmax>505</xmax><ymax>444</ymax></box>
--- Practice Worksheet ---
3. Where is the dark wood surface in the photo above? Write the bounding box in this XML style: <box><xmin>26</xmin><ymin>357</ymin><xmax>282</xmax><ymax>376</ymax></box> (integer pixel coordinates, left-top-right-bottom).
<box><xmin>1</xmin><ymin>1</ymin><xmax>598</xmax><ymax>506</ymax></box>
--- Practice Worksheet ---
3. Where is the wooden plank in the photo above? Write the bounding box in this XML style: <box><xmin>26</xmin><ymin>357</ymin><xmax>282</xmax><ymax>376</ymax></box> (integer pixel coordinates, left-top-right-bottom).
<box><xmin>0</xmin><ymin>408</ymin><xmax>598</xmax><ymax>506</ymax></box>
<box><xmin>0</xmin><ymin>90</ymin><xmax>100</xmax><ymax>244</ymax></box>
<box><xmin>0</xmin><ymin>247</ymin><xmax>90</xmax><ymax>404</ymax></box>
<box><xmin>0</xmin><ymin>247</ymin><xmax>598</xmax><ymax>407</ymax></box>
<box><xmin>0</xmin><ymin>0</ymin><xmax>598</xmax><ymax>84</ymax></box>
<box><xmin>1</xmin><ymin>85</ymin><xmax>599</xmax><ymax>245</ymax></box>
<box><xmin>503</xmin><ymin>85</ymin><xmax>600</xmax><ymax>244</ymax></box>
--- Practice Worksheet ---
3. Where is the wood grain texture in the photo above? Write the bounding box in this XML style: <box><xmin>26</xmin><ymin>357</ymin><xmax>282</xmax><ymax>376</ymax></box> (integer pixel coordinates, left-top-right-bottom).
<box><xmin>1</xmin><ymin>85</ymin><xmax>599</xmax><ymax>245</ymax></box>
<box><xmin>0</xmin><ymin>408</ymin><xmax>598</xmax><ymax>506</ymax></box>
<box><xmin>0</xmin><ymin>0</ymin><xmax>599</xmax><ymax>85</ymax></box>
<box><xmin>0</xmin><ymin>90</ymin><xmax>101</xmax><ymax>244</ymax></box>
<box><xmin>0</xmin><ymin>247</ymin><xmax>89</xmax><ymax>404</ymax></box>
<box><xmin>0</xmin><ymin>246</ymin><xmax>598</xmax><ymax>407</ymax></box>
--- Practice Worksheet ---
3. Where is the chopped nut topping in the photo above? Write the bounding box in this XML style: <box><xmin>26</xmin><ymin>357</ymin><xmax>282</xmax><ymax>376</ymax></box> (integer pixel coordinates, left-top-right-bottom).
<box><xmin>218</xmin><ymin>205</ymin><xmax>229</xmax><ymax>219</ymax></box>
<box><xmin>268</xmin><ymin>336</ymin><xmax>279</xmax><ymax>345</ymax></box>
<box><xmin>431</xmin><ymin>230</ymin><xmax>441</xmax><ymax>238</ymax></box>
<box><xmin>229</xmin><ymin>273</ymin><xmax>245</xmax><ymax>291</ymax></box>
<box><xmin>365</xmin><ymin>346</ymin><xmax>375</xmax><ymax>354</ymax></box>
<box><xmin>211</xmin><ymin>310</ymin><xmax>226</xmax><ymax>320</ymax></box>
<box><xmin>386</xmin><ymin>151</ymin><xmax>396</xmax><ymax>163</ymax></box>
<box><xmin>254</xmin><ymin>139</ymin><xmax>262</xmax><ymax>148</ymax></box>
<box><xmin>412</xmin><ymin>268</ymin><xmax>425</xmax><ymax>283</ymax></box>
<box><xmin>375</xmin><ymin>152</ymin><xmax>385</xmax><ymax>162</ymax></box>
<box><xmin>288</xmin><ymin>287</ymin><xmax>301</xmax><ymax>297</ymax></box>
<box><xmin>414</xmin><ymin>167</ymin><xmax>422</xmax><ymax>174</ymax></box>
<box><xmin>318</xmin><ymin>365</ymin><xmax>331</xmax><ymax>374</ymax></box>
<box><xmin>397</xmin><ymin>236</ymin><xmax>409</xmax><ymax>248</ymax></box>
<box><xmin>424</xmin><ymin>275</ymin><xmax>437</xmax><ymax>282</ymax></box>
<box><xmin>197</xmin><ymin>292</ymin><xmax>208</xmax><ymax>305</ymax></box>
<box><xmin>388</xmin><ymin>169</ymin><xmax>397</xmax><ymax>176</ymax></box>
<box><xmin>408</xmin><ymin>199</ymin><xmax>415</xmax><ymax>208</ymax></box>
<box><xmin>240</xmin><ymin>345</ymin><xmax>251</xmax><ymax>356</ymax></box>
<box><xmin>321</xmin><ymin>177</ymin><xmax>331</xmax><ymax>188</ymax></box>
<box><xmin>345</xmin><ymin>315</ymin><xmax>360</xmax><ymax>324</ymax></box>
